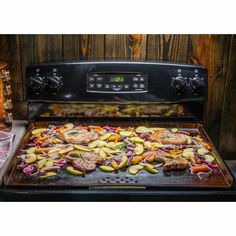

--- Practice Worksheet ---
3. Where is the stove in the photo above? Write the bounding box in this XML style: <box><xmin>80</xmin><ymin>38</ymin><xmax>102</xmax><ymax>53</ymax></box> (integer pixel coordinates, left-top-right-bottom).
<box><xmin>3</xmin><ymin>61</ymin><xmax>233</xmax><ymax>190</ymax></box>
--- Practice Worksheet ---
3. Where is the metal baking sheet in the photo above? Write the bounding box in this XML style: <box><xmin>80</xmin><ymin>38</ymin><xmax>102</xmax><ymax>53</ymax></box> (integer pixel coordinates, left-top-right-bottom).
<box><xmin>3</xmin><ymin>121</ymin><xmax>234</xmax><ymax>189</ymax></box>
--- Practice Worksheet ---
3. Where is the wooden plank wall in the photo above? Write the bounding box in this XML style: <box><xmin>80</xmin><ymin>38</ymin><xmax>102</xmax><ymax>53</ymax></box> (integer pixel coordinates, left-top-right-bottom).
<box><xmin>0</xmin><ymin>34</ymin><xmax>235</xmax><ymax>159</ymax></box>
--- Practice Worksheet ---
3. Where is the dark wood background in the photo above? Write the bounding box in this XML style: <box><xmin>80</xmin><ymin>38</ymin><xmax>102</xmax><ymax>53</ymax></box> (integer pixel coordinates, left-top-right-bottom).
<box><xmin>0</xmin><ymin>34</ymin><xmax>235</xmax><ymax>160</ymax></box>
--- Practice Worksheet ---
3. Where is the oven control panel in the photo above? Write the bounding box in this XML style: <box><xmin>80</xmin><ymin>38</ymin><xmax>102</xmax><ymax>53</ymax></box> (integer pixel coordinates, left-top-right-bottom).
<box><xmin>86</xmin><ymin>73</ymin><xmax>148</xmax><ymax>93</ymax></box>
<box><xmin>25</xmin><ymin>61</ymin><xmax>208</xmax><ymax>102</ymax></box>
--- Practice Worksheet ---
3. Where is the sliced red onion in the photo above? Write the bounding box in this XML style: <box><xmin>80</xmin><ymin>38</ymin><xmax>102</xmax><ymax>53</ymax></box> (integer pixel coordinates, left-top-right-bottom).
<box><xmin>27</xmin><ymin>143</ymin><xmax>36</xmax><ymax>147</ymax></box>
<box><xmin>103</xmin><ymin>160</ymin><xmax>111</xmax><ymax>166</ymax></box>
<box><xmin>194</xmin><ymin>156</ymin><xmax>202</xmax><ymax>164</ymax></box>
<box><xmin>113</xmin><ymin>157</ymin><xmax>122</xmax><ymax>161</ymax></box>
<box><xmin>124</xmin><ymin>140</ymin><xmax>136</xmax><ymax>150</ymax></box>
<box><xmin>111</xmin><ymin>153</ymin><xmax>123</xmax><ymax>158</ymax></box>
<box><xmin>140</xmin><ymin>133</ymin><xmax>150</xmax><ymax>139</ymax></box>
<box><xmin>47</xmin><ymin>125</ymin><xmax>57</xmax><ymax>135</ymax></box>
<box><xmin>48</xmin><ymin>125</ymin><xmax>57</xmax><ymax>130</ymax></box>
<box><xmin>119</xmin><ymin>136</ymin><xmax>125</xmax><ymax>141</ymax></box>
<box><xmin>124</xmin><ymin>138</ymin><xmax>130</xmax><ymax>143</ymax></box>
<box><xmin>127</xmin><ymin>156</ymin><xmax>134</xmax><ymax>165</ymax></box>
<box><xmin>128</xmin><ymin>142</ymin><xmax>136</xmax><ymax>147</ymax></box>
<box><xmin>23</xmin><ymin>165</ymin><xmax>36</xmax><ymax>176</ymax></box>
<box><xmin>30</xmin><ymin>164</ymin><xmax>39</xmax><ymax>176</ymax></box>
<box><xmin>17</xmin><ymin>162</ymin><xmax>28</xmax><ymax>170</ymax></box>
<box><xmin>127</xmin><ymin>144</ymin><xmax>135</xmax><ymax>150</ymax></box>
<box><xmin>40</xmin><ymin>141</ymin><xmax>50</xmax><ymax>147</ymax></box>
<box><xmin>208</xmin><ymin>163</ymin><xmax>218</xmax><ymax>169</ymax></box>
<box><xmin>114</xmin><ymin>160</ymin><xmax>121</xmax><ymax>164</ymax></box>
<box><xmin>182</xmin><ymin>145</ymin><xmax>202</xmax><ymax>149</ymax></box>
<box><xmin>135</xmin><ymin>131</ymin><xmax>143</xmax><ymax>135</ymax></box>
<box><xmin>110</xmin><ymin>128</ymin><xmax>117</xmax><ymax>132</ymax></box>
<box><xmin>189</xmin><ymin>163</ymin><xmax>199</xmax><ymax>167</ymax></box>
<box><xmin>66</xmin><ymin>144</ymin><xmax>73</xmax><ymax>148</ymax></box>
<box><xmin>192</xmin><ymin>139</ymin><xmax>199</xmax><ymax>146</ymax></box>
<box><xmin>20</xmin><ymin>149</ymin><xmax>27</xmax><ymax>153</ymax></box>
<box><xmin>197</xmin><ymin>171</ymin><xmax>210</xmax><ymax>180</ymax></box>
<box><xmin>144</xmin><ymin>137</ymin><xmax>151</xmax><ymax>141</ymax></box>
<box><xmin>162</xmin><ymin>148</ymin><xmax>170</xmax><ymax>153</ymax></box>
<box><xmin>41</xmin><ymin>130</ymin><xmax>51</xmax><ymax>136</ymax></box>
<box><xmin>103</xmin><ymin>125</ymin><xmax>116</xmax><ymax>132</ymax></box>
<box><xmin>126</xmin><ymin>151</ymin><xmax>135</xmax><ymax>157</ymax></box>
<box><xmin>55</xmin><ymin>159</ymin><xmax>67</xmax><ymax>167</ymax></box>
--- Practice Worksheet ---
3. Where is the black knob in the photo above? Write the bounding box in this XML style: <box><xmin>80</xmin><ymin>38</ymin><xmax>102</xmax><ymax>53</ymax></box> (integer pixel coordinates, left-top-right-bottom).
<box><xmin>47</xmin><ymin>75</ymin><xmax>62</xmax><ymax>92</ymax></box>
<box><xmin>190</xmin><ymin>77</ymin><xmax>204</xmax><ymax>93</ymax></box>
<box><xmin>29</xmin><ymin>76</ymin><xmax>45</xmax><ymax>92</ymax></box>
<box><xmin>172</xmin><ymin>76</ymin><xmax>186</xmax><ymax>94</ymax></box>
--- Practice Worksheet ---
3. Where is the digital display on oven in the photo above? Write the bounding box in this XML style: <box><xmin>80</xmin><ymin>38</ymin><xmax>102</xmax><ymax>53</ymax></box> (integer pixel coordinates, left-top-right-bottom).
<box><xmin>110</xmin><ymin>76</ymin><xmax>125</xmax><ymax>83</ymax></box>
<box><xmin>86</xmin><ymin>72</ymin><xmax>148</xmax><ymax>93</ymax></box>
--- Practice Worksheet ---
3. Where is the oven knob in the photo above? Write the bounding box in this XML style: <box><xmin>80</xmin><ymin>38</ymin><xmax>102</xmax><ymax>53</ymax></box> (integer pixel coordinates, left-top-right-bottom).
<box><xmin>28</xmin><ymin>76</ymin><xmax>45</xmax><ymax>92</ymax></box>
<box><xmin>172</xmin><ymin>76</ymin><xmax>187</xmax><ymax>94</ymax></box>
<box><xmin>47</xmin><ymin>75</ymin><xmax>62</xmax><ymax>92</ymax></box>
<box><xmin>190</xmin><ymin>77</ymin><xmax>204</xmax><ymax>93</ymax></box>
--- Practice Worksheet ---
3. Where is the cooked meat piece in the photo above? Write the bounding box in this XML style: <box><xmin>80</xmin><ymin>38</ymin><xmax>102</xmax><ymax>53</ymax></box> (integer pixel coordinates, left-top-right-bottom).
<box><xmin>68</xmin><ymin>150</ymin><xmax>103</xmax><ymax>173</ymax></box>
<box><xmin>151</xmin><ymin>129</ymin><xmax>187</xmax><ymax>145</ymax></box>
<box><xmin>72</xmin><ymin>158</ymin><xmax>96</xmax><ymax>172</ymax></box>
<box><xmin>143</xmin><ymin>105</ymin><xmax>170</xmax><ymax>115</ymax></box>
<box><xmin>154</xmin><ymin>154</ymin><xmax>167</xmax><ymax>163</ymax></box>
<box><xmin>155</xmin><ymin>152</ymin><xmax>189</xmax><ymax>171</ymax></box>
<box><xmin>59</xmin><ymin>128</ymin><xmax>98</xmax><ymax>144</ymax></box>
<box><xmin>68</xmin><ymin>150</ymin><xmax>103</xmax><ymax>165</ymax></box>
<box><xmin>162</xmin><ymin>156</ymin><xmax>189</xmax><ymax>171</ymax></box>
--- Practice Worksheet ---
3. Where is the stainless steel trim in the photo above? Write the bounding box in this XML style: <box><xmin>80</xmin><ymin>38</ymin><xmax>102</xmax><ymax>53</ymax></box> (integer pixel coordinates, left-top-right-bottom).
<box><xmin>86</xmin><ymin>90</ymin><xmax>148</xmax><ymax>93</ymax></box>
<box><xmin>27</xmin><ymin>60</ymin><xmax>207</xmax><ymax>69</ymax></box>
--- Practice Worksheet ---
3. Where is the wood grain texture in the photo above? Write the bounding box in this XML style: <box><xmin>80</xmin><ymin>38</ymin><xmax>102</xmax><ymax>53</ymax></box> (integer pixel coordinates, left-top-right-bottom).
<box><xmin>127</xmin><ymin>34</ymin><xmax>147</xmax><ymax>60</ymax></box>
<box><xmin>146</xmin><ymin>35</ymin><xmax>189</xmax><ymax>62</ymax></box>
<box><xmin>20</xmin><ymin>35</ymin><xmax>63</xmax><ymax>64</ymax></box>
<box><xmin>105</xmin><ymin>34</ymin><xmax>147</xmax><ymax>60</ymax></box>
<box><xmin>105</xmin><ymin>35</ymin><xmax>128</xmax><ymax>59</ymax></box>
<box><xmin>88</xmin><ymin>34</ymin><xmax>105</xmax><ymax>60</ymax></box>
<box><xmin>188</xmin><ymin>35</ymin><xmax>232</xmax><ymax>146</ymax></box>
<box><xmin>63</xmin><ymin>35</ymin><xmax>104</xmax><ymax>60</ymax></box>
<box><xmin>219</xmin><ymin>36</ymin><xmax>236</xmax><ymax>159</ymax></box>
<box><xmin>79</xmin><ymin>34</ymin><xmax>90</xmax><ymax>60</ymax></box>
<box><xmin>62</xmin><ymin>35</ymin><xmax>80</xmax><ymax>60</ymax></box>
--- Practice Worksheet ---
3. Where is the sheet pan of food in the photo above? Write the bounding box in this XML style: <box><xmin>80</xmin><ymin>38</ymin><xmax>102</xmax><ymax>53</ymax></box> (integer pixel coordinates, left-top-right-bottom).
<box><xmin>4</xmin><ymin>122</ymin><xmax>233</xmax><ymax>189</ymax></box>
